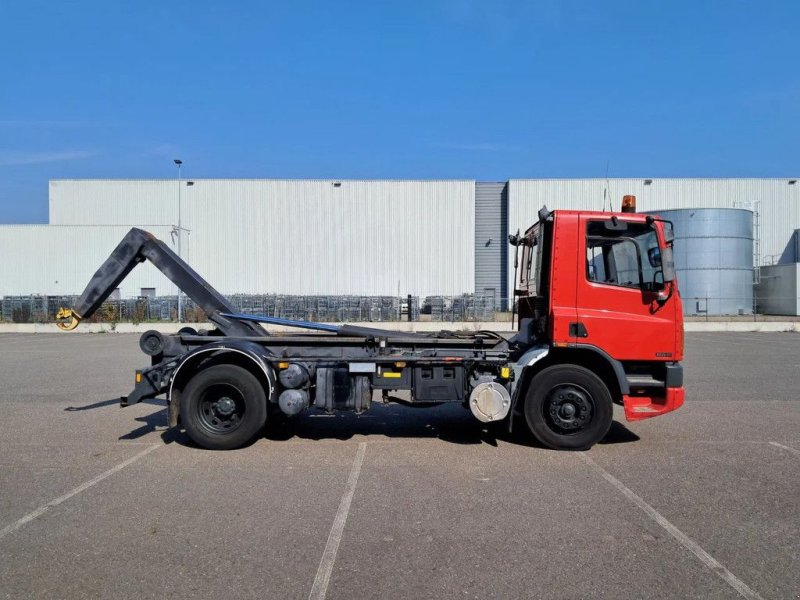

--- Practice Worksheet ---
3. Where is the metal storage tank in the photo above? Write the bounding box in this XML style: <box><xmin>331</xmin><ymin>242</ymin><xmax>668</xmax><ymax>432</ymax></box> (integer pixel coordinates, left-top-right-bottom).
<box><xmin>645</xmin><ymin>208</ymin><xmax>754</xmax><ymax>315</ymax></box>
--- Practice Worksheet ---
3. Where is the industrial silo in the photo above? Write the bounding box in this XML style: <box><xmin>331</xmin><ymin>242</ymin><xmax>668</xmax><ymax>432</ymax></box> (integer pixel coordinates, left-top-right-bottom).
<box><xmin>645</xmin><ymin>208</ymin><xmax>754</xmax><ymax>315</ymax></box>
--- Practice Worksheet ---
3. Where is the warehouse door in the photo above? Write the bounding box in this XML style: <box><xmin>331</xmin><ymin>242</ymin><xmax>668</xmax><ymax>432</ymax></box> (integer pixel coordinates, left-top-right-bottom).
<box><xmin>474</xmin><ymin>182</ymin><xmax>508</xmax><ymax>310</ymax></box>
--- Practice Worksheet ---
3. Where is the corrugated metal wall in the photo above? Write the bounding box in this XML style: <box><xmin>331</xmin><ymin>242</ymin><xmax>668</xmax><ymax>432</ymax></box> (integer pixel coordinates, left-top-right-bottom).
<box><xmin>780</xmin><ymin>229</ymin><xmax>800</xmax><ymax>263</ymax></box>
<box><xmin>50</xmin><ymin>180</ymin><xmax>177</xmax><ymax>226</ymax></box>
<box><xmin>756</xmin><ymin>264</ymin><xmax>800</xmax><ymax>316</ymax></box>
<box><xmin>6</xmin><ymin>177</ymin><xmax>797</xmax><ymax>303</ymax></box>
<box><xmin>474</xmin><ymin>182</ymin><xmax>507</xmax><ymax>309</ymax></box>
<box><xmin>0</xmin><ymin>225</ymin><xmax>174</xmax><ymax>297</ymax></box>
<box><xmin>507</xmin><ymin>178</ymin><xmax>800</xmax><ymax>302</ymax></box>
<box><xmin>41</xmin><ymin>180</ymin><xmax>476</xmax><ymax>297</ymax></box>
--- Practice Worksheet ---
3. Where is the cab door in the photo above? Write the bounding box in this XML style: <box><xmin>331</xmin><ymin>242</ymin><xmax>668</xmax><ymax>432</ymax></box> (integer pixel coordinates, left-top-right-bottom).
<box><xmin>574</xmin><ymin>215</ymin><xmax>677</xmax><ymax>362</ymax></box>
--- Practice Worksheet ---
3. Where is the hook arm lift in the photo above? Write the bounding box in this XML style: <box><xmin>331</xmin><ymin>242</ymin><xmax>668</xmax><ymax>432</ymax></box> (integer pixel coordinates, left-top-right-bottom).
<box><xmin>55</xmin><ymin>228</ymin><xmax>266</xmax><ymax>338</ymax></box>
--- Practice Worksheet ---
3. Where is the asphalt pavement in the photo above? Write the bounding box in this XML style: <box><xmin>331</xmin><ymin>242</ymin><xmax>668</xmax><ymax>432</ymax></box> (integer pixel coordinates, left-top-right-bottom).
<box><xmin>0</xmin><ymin>332</ymin><xmax>797</xmax><ymax>599</ymax></box>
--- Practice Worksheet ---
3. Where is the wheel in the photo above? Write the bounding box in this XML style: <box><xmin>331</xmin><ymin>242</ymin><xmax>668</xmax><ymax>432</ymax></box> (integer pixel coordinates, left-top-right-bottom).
<box><xmin>180</xmin><ymin>364</ymin><xmax>267</xmax><ymax>450</ymax></box>
<box><xmin>524</xmin><ymin>365</ymin><xmax>613</xmax><ymax>450</ymax></box>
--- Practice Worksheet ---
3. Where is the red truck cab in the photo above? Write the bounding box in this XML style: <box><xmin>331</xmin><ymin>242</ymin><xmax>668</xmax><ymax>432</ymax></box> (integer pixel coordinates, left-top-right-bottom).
<box><xmin>509</xmin><ymin>201</ymin><xmax>684</xmax><ymax>448</ymax></box>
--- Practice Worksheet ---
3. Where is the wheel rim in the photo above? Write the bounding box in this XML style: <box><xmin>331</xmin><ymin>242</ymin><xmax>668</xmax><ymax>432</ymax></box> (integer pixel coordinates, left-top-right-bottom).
<box><xmin>196</xmin><ymin>383</ymin><xmax>246</xmax><ymax>435</ymax></box>
<box><xmin>542</xmin><ymin>383</ymin><xmax>594</xmax><ymax>435</ymax></box>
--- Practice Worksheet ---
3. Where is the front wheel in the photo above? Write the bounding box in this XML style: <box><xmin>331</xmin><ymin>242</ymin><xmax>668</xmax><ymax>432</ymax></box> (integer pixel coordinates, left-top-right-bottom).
<box><xmin>524</xmin><ymin>365</ymin><xmax>613</xmax><ymax>450</ymax></box>
<box><xmin>180</xmin><ymin>364</ymin><xmax>267</xmax><ymax>450</ymax></box>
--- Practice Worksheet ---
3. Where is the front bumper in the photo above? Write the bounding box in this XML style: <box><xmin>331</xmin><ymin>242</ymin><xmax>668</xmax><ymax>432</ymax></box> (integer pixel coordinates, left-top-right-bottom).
<box><xmin>623</xmin><ymin>386</ymin><xmax>685</xmax><ymax>421</ymax></box>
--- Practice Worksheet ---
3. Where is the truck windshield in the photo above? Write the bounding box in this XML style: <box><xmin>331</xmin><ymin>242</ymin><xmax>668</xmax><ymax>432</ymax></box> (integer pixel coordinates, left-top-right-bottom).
<box><xmin>586</xmin><ymin>221</ymin><xmax>663</xmax><ymax>291</ymax></box>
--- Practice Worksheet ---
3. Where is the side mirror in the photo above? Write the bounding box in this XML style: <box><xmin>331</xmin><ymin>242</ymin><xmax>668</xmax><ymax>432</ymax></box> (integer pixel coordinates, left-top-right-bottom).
<box><xmin>661</xmin><ymin>246</ymin><xmax>675</xmax><ymax>282</ymax></box>
<box><xmin>647</xmin><ymin>247</ymin><xmax>662</xmax><ymax>268</ymax></box>
<box><xmin>538</xmin><ymin>206</ymin><xmax>551</xmax><ymax>222</ymax></box>
<box><xmin>663</xmin><ymin>221</ymin><xmax>675</xmax><ymax>244</ymax></box>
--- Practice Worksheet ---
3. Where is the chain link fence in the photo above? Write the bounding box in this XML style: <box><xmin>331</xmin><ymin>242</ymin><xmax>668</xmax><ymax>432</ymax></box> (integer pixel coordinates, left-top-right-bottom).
<box><xmin>1</xmin><ymin>294</ymin><xmax>418</xmax><ymax>324</ymax></box>
<box><xmin>422</xmin><ymin>295</ymin><xmax>496</xmax><ymax>321</ymax></box>
<box><xmin>6</xmin><ymin>293</ymin><xmax>798</xmax><ymax>324</ymax></box>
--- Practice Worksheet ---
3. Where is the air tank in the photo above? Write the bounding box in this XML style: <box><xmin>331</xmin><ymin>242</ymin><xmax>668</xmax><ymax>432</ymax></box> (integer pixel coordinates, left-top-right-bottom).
<box><xmin>645</xmin><ymin>208</ymin><xmax>754</xmax><ymax>315</ymax></box>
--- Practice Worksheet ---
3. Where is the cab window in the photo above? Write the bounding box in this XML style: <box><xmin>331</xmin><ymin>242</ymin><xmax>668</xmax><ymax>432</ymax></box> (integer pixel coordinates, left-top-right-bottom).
<box><xmin>586</xmin><ymin>221</ymin><xmax>663</xmax><ymax>291</ymax></box>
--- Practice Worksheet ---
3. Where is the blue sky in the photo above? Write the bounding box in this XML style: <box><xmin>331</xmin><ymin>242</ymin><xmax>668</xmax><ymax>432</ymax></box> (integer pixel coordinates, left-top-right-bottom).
<box><xmin>1</xmin><ymin>0</ymin><xmax>798</xmax><ymax>223</ymax></box>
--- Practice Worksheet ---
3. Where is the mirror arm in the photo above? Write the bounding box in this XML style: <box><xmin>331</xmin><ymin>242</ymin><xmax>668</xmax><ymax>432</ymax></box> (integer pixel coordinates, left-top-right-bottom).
<box><xmin>656</xmin><ymin>281</ymin><xmax>674</xmax><ymax>306</ymax></box>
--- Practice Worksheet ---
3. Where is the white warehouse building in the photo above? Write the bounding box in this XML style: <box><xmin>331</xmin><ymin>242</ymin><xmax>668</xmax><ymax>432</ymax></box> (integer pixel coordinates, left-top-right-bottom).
<box><xmin>1</xmin><ymin>178</ymin><xmax>798</xmax><ymax>312</ymax></box>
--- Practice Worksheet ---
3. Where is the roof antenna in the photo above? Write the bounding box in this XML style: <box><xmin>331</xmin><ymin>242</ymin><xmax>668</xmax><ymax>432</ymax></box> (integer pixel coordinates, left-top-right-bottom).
<box><xmin>603</xmin><ymin>159</ymin><xmax>611</xmax><ymax>212</ymax></box>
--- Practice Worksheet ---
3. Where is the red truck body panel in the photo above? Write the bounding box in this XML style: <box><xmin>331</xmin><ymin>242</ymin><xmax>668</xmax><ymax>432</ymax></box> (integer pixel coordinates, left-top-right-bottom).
<box><xmin>539</xmin><ymin>209</ymin><xmax>685</xmax><ymax>421</ymax></box>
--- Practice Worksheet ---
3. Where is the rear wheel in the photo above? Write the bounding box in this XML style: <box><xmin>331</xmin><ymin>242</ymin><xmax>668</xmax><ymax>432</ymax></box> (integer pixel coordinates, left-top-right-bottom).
<box><xmin>180</xmin><ymin>364</ymin><xmax>267</xmax><ymax>450</ymax></box>
<box><xmin>524</xmin><ymin>365</ymin><xmax>612</xmax><ymax>450</ymax></box>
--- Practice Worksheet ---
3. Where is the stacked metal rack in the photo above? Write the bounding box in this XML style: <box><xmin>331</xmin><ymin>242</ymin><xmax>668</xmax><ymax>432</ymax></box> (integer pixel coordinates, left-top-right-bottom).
<box><xmin>1</xmin><ymin>293</ymin><xmax>432</xmax><ymax>324</ymax></box>
<box><xmin>423</xmin><ymin>294</ymin><xmax>495</xmax><ymax>322</ymax></box>
<box><xmin>225</xmin><ymin>294</ymin><xmax>419</xmax><ymax>322</ymax></box>
<box><xmin>146</xmin><ymin>296</ymin><xmax>178</xmax><ymax>321</ymax></box>
<box><xmin>12</xmin><ymin>295</ymin><xmax>364</xmax><ymax>323</ymax></box>
<box><xmin>2</xmin><ymin>295</ymin><xmax>81</xmax><ymax>323</ymax></box>
<box><xmin>2</xmin><ymin>296</ymin><xmax>32</xmax><ymax>323</ymax></box>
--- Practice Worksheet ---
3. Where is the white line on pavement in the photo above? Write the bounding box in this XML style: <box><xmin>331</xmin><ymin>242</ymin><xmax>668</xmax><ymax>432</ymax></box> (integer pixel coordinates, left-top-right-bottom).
<box><xmin>578</xmin><ymin>453</ymin><xmax>765</xmax><ymax>600</ymax></box>
<box><xmin>308</xmin><ymin>442</ymin><xmax>367</xmax><ymax>600</ymax></box>
<box><xmin>769</xmin><ymin>441</ymin><xmax>800</xmax><ymax>456</ymax></box>
<box><xmin>0</xmin><ymin>444</ymin><xmax>160</xmax><ymax>541</ymax></box>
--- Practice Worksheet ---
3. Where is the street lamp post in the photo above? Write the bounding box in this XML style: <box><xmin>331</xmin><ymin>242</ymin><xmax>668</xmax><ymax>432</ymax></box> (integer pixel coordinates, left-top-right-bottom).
<box><xmin>174</xmin><ymin>159</ymin><xmax>183</xmax><ymax>322</ymax></box>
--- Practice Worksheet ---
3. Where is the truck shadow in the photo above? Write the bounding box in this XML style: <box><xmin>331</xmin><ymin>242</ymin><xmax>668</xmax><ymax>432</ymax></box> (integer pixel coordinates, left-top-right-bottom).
<box><xmin>600</xmin><ymin>420</ymin><xmax>641</xmax><ymax>444</ymax></box>
<box><xmin>265</xmin><ymin>403</ymin><xmax>518</xmax><ymax>447</ymax></box>
<box><xmin>61</xmin><ymin>397</ymin><xmax>179</xmax><ymax>444</ymax></box>
<box><xmin>64</xmin><ymin>397</ymin><xmax>162</xmax><ymax>412</ymax></box>
<box><xmin>262</xmin><ymin>403</ymin><xmax>640</xmax><ymax>448</ymax></box>
<box><xmin>119</xmin><ymin>410</ymin><xmax>181</xmax><ymax>443</ymax></box>
<box><xmin>67</xmin><ymin>398</ymin><xmax>639</xmax><ymax>448</ymax></box>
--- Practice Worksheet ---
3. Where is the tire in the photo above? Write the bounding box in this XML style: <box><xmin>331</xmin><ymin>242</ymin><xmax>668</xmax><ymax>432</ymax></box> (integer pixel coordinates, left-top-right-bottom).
<box><xmin>523</xmin><ymin>365</ymin><xmax>613</xmax><ymax>450</ymax></box>
<box><xmin>180</xmin><ymin>364</ymin><xmax>267</xmax><ymax>450</ymax></box>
